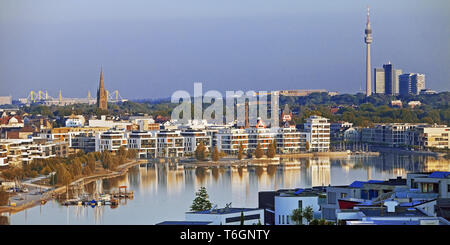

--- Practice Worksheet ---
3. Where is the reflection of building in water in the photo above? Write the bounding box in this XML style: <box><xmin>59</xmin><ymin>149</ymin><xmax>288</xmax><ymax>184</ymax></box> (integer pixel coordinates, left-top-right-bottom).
<box><xmin>138</xmin><ymin>163</ymin><xmax>158</xmax><ymax>193</ymax></box>
<box><xmin>307</xmin><ymin>157</ymin><xmax>331</xmax><ymax>187</ymax></box>
<box><xmin>423</xmin><ymin>158</ymin><xmax>450</xmax><ymax>172</ymax></box>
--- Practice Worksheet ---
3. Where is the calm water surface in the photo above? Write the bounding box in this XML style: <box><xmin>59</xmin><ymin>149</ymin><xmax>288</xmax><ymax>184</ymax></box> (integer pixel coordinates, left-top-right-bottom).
<box><xmin>4</xmin><ymin>153</ymin><xmax>450</xmax><ymax>225</ymax></box>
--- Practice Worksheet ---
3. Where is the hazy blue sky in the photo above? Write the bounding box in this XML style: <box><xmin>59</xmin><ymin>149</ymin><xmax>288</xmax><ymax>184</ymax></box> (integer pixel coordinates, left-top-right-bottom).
<box><xmin>0</xmin><ymin>0</ymin><xmax>449</xmax><ymax>100</ymax></box>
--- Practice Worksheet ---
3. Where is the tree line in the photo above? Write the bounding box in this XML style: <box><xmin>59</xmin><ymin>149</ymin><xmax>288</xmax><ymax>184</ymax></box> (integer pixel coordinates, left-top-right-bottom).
<box><xmin>0</xmin><ymin>147</ymin><xmax>137</xmax><ymax>187</ymax></box>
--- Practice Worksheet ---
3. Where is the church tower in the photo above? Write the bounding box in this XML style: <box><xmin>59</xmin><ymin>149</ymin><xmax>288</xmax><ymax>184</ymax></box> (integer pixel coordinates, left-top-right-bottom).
<box><xmin>97</xmin><ymin>67</ymin><xmax>108</xmax><ymax>110</ymax></box>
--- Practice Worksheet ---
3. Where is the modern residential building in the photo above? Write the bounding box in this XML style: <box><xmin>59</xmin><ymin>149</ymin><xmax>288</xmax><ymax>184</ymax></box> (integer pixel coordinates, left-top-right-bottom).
<box><xmin>361</xmin><ymin>123</ymin><xmax>449</xmax><ymax>149</ymax></box>
<box><xmin>216</xmin><ymin>128</ymin><xmax>248</xmax><ymax>155</ymax></box>
<box><xmin>157</xmin><ymin>130</ymin><xmax>184</xmax><ymax>157</ymax></box>
<box><xmin>95</xmin><ymin>130</ymin><xmax>127</xmax><ymax>153</ymax></box>
<box><xmin>361</xmin><ymin>123</ymin><xmax>422</xmax><ymax>147</ymax></box>
<box><xmin>321</xmin><ymin>178</ymin><xmax>408</xmax><ymax>221</ymax></box>
<box><xmin>275</xmin><ymin>127</ymin><xmax>307</xmax><ymax>153</ymax></box>
<box><xmin>181</xmin><ymin>129</ymin><xmax>212</xmax><ymax>155</ymax></box>
<box><xmin>127</xmin><ymin>131</ymin><xmax>157</xmax><ymax>158</ymax></box>
<box><xmin>330</xmin><ymin>121</ymin><xmax>353</xmax><ymax>141</ymax></box>
<box><xmin>258</xmin><ymin>187</ymin><xmax>326</xmax><ymax>225</ymax></box>
<box><xmin>304</xmin><ymin>115</ymin><xmax>330</xmax><ymax>152</ymax></box>
<box><xmin>65</xmin><ymin>114</ymin><xmax>85</xmax><ymax>127</ymax></box>
<box><xmin>407</xmin><ymin>172</ymin><xmax>450</xmax><ymax>198</ymax></box>
<box><xmin>274</xmin><ymin>188</ymin><xmax>326</xmax><ymax>225</ymax></box>
<box><xmin>184</xmin><ymin>207</ymin><xmax>264</xmax><ymax>225</ymax></box>
<box><xmin>70</xmin><ymin>132</ymin><xmax>97</xmax><ymax>152</ymax></box>
<box><xmin>412</xmin><ymin>125</ymin><xmax>449</xmax><ymax>149</ymax></box>
<box><xmin>0</xmin><ymin>139</ymin><xmax>59</xmax><ymax>166</ymax></box>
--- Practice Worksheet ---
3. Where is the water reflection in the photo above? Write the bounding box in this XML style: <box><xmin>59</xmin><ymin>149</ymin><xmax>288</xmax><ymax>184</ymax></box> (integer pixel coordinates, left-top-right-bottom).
<box><xmin>7</xmin><ymin>153</ymin><xmax>449</xmax><ymax>225</ymax></box>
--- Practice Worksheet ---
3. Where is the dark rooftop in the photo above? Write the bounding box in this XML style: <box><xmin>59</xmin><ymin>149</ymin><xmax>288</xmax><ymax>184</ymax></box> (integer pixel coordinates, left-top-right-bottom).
<box><xmin>359</xmin><ymin>207</ymin><xmax>427</xmax><ymax>217</ymax></box>
<box><xmin>187</xmin><ymin>208</ymin><xmax>260</xmax><ymax>215</ymax></box>
<box><xmin>155</xmin><ymin>221</ymin><xmax>212</xmax><ymax>225</ymax></box>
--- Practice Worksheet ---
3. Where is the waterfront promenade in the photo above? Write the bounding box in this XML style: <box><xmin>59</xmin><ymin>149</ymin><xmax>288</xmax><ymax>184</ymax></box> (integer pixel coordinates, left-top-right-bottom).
<box><xmin>0</xmin><ymin>159</ymin><xmax>146</xmax><ymax>215</ymax></box>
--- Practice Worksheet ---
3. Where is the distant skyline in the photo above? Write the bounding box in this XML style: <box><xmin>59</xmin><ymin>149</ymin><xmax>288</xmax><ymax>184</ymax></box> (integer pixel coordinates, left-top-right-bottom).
<box><xmin>0</xmin><ymin>0</ymin><xmax>449</xmax><ymax>100</ymax></box>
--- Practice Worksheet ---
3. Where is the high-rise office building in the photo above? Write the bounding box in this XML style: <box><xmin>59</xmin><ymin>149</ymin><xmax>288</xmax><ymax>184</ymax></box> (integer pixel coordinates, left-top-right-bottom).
<box><xmin>383</xmin><ymin>62</ymin><xmax>402</xmax><ymax>95</ymax></box>
<box><xmin>411</xmin><ymin>74</ymin><xmax>425</xmax><ymax>95</ymax></box>
<box><xmin>374</xmin><ymin>68</ymin><xmax>385</xmax><ymax>94</ymax></box>
<box><xmin>399</xmin><ymin>73</ymin><xmax>413</xmax><ymax>95</ymax></box>
<box><xmin>399</xmin><ymin>73</ymin><xmax>426</xmax><ymax>95</ymax></box>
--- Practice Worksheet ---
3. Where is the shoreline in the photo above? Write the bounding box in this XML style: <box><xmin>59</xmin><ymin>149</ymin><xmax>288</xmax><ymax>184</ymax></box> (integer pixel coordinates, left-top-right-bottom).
<box><xmin>0</xmin><ymin>159</ymin><xmax>146</xmax><ymax>215</ymax></box>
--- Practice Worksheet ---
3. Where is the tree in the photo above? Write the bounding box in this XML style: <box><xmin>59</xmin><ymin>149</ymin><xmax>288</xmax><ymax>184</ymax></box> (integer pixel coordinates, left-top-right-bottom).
<box><xmin>0</xmin><ymin>189</ymin><xmax>9</xmax><ymax>206</ymax></box>
<box><xmin>118</xmin><ymin>146</ymin><xmax>128</xmax><ymax>158</ymax></box>
<box><xmin>190</xmin><ymin>187</ymin><xmax>212</xmax><ymax>212</ymax></box>
<box><xmin>291</xmin><ymin>208</ymin><xmax>303</xmax><ymax>225</ymax></box>
<box><xmin>211</xmin><ymin>146</ymin><xmax>219</xmax><ymax>161</ymax></box>
<box><xmin>238</xmin><ymin>143</ymin><xmax>244</xmax><ymax>160</ymax></box>
<box><xmin>302</xmin><ymin>206</ymin><xmax>314</xmax><ymax>225</ymax></box>
<box><xmin>255</xmin><ymin>142</ymin><xmax>264</xmax><ymax>158</ymax></box>
<box><xmin>195</xmin><ymin>142</ymin><xmax>207</xmax><ymax>161</ymax></box>
<box><xmin>267</xmin><ymin>140</ymin><xmax>276</xmax><ymax>158</ymax></box>
<box><xmin>127</xmin><ymin>149</ymin><xmax>137</xmax><ymax>159</ymax></box>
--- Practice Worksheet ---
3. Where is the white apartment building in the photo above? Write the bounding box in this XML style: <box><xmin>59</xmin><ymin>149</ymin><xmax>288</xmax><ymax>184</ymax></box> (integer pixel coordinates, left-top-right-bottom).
<box><xmin>180</xmin><ymin>129</ymin><xmax>212</xmax><ymax>155</ymax></box>
<box><xmin>157</xmin><ymin>130</ymin><xmax>184</xmax><ymax>157</ymax></box>
<box><xmin>95</xmin><ymin>130</ymin><xmax>127</xmax><ymax>152</ymax></box>
<box><xmin>185</xmin><ymin>207</ymin><xmax>264</xmax><ymax>225</ymax></box>
<box><xmin>127</xmin><ymin>131</ymin><xmax>157</xmax><ymax>158</ymax></box>
<box><xmin>65</xmin><ymin>115</ymin><xmax>85</xmax><ymax>127</ymax></box>
<box><xmin>216</xmin><ymin>128</ymin><xmax>249</xmax><ymax>155</ymax></box>
<box><xmin>274</xmin><ymin>189</ymin><xmax>324</xmax><ymax>225</ymax></box>
<box><xmin>413</xmin><ymin>125</ymin><xmax>449</xmax><ymax>149</ymax></box>
<box><xmin>0</xmin><ymin>139</ymin><xmax>56</xmax><ymax>166</ymax></box>
<box><xmin>275</xmin><ymin>127</ymin><xmax>307</xmax><ymax>153</ymax></box>
<box><xmin>304</xmin><ymin>115</ymin><xmax>330</xmax><ymax>152</ymax></box>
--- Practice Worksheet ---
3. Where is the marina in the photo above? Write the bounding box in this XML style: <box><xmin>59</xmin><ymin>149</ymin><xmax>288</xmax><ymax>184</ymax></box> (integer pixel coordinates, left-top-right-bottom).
<box><xmin>3</xmin><ymin>153</ymin><xmax>449</xmax><ymax>225</ymax></box>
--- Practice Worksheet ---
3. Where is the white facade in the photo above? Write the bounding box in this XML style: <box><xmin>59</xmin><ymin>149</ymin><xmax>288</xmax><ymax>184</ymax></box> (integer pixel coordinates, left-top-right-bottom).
<box><xmin>216</xmin><ymin>128</ymin><xmax>249</xmax><ymax>155</ymax></box>
<box><xmin>65</xmin><ymin>115</ymin><xmax>85</xmax><ymax>127</ymax></box>
<box><xmin>181</xmin><ymin>130</ymin><xmax>212</xmax><ymax>154</ymax></box>
<box><xmin>127</xmin><ymin>131</ymin><xmax>157</xmax><ymax>158</ymax></box>
<box><xmin>304</xmin><ymin>115</ymin><xmax>330</xmax><ymax>152</ymax></box>
<box><xmin>157</xmin><ymin>130</ymin><xmax>184</xmax><ymax>157</ymax></box>
<box><xmin>95</xmin><ymin>130</ymin><xmax>127</xmax><ymax>152</ymax></box>
<box><xmin>274</xmin><ymin>194</ymin><xmax>321</xmax><ymax>225</ymax></box>
<box><xmin>185</xmin><ymin>208</ymin><xmax>264</xmax><ymax>225</ymax></box>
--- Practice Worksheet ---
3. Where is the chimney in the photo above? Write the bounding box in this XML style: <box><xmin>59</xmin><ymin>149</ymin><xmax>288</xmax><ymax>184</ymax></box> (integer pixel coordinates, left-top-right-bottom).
<box><xmin>384</xmin><ymin>200</ymin><xmax>399</xmax><ymax>213</ymax></box>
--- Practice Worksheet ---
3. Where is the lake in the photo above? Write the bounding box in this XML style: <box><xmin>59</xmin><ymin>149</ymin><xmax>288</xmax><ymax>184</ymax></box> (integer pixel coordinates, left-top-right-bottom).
<box><xmin>4</xmin><ymin>153</ymin><xmax>449</xmax><ymax>225</ymax></box>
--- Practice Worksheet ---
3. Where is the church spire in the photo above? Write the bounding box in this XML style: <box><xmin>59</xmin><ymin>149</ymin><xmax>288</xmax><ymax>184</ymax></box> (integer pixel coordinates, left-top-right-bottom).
<box><xmin>99</xmin><ymin>65</ymin><xmax>104</xmax><ymax>89</ymax></box>
<box><xmin>97</xmin><ymin>65</ymin><xmax>108</xmax><ymax>110</ymax></box>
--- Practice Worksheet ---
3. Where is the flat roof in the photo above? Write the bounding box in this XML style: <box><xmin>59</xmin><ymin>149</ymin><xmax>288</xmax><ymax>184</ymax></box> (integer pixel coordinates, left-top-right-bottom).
<box><xmin>155</xmin><ymin>221</ymin><xmax>212</xmax><ymax>225</ymax></box>
<box><xmin>359</xmin><ymin>207</ymin><xmax>427</xmax><ymax>217</ymax></box>
<box><xmin>187</xmin><ymin>208</ymin><xmax>261</xmax><ymax>215</ymax></box>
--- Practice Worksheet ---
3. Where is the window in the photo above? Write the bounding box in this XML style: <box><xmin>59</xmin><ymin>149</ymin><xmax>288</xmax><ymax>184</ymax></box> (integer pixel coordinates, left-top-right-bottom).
<box><xmin>298</xmin><ymin>200</ymin><xmax>303</xmax><ymax>209</ymax></box>
<box><xmin>226</xmin><ymin>214</ymin><xmax>261</xmax><ymax>224</ymax></box>
<box><xmin>279</xmin><ymin>215</ymin><xmax>281</xmax><ymax>224</ymax></box>
<box><xmin>287</xmin><ymin>215</ymin><xmax>290</xmax><ymax>224</ymax></box>
<box><xmin>282</xmin><ymin>215</ymin><xmax>285</xmax><ymax>224</ymax></box>
<box><xmin>328</xmin><ymin>192</ymin><xmax>336</xmax><ymax>204</ymax></box>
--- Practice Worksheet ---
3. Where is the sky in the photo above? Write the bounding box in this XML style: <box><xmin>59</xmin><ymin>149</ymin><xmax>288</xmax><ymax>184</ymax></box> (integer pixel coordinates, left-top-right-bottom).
<box><xmin>0</xmin><ymin>0</ymin><xmax>449</xmax><ymax>100</ymax></box>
